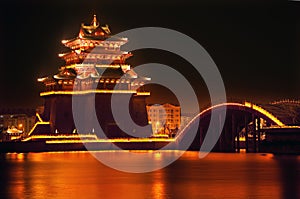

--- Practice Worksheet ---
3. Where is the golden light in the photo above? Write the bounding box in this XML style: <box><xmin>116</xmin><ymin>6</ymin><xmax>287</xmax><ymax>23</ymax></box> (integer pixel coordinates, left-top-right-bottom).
<box><xmin>244</xmin><ymin>102</ymin><xmax>284</xmax><ymax>127</ymax></box>
<box><xmin>153</xmin><ymin>152</ymin><xmax>162</xmax><ymax>160</ymax></box>
<box><xmin>37</xmin><ymin>77</ymin><xmax>47</xmax><ymax>82</ymax></box>
<box><xmin>176</xmin><ymin>102</ymin><xmax>285</xmax><ymax>141</ymax></box>
<box><xmin>36</xmin><ymin>113</ymin><xmax>44</xmax><ymax>122</ymax></box>
<box><xmin>40</xmin><ymin>90</ymin><xmax>151</xmax><ymax>96</ymax></box>
<box><xmin>22</xmin><ymin>133</ymin><xmax>175</xmax><ymax>143</ymax></box>
<box><xmin>26</xmin><ymin>121</ymin><xmax>50</xmax><ymax>137</ymax></box>
<box><xmin>45</xmin><ymin>137</ymin><xmax>175</xmax><ymax>144</ymax></box>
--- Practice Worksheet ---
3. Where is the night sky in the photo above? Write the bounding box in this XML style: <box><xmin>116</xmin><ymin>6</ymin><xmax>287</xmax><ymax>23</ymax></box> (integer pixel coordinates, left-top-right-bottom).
<box><xmin>0</xmin><ymin>0</ymin><xmax>300</xmax><ymax>110</ymax></box>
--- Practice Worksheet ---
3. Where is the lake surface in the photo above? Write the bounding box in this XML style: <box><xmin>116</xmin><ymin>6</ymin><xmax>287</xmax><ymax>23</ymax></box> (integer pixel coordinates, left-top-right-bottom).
<box><xmin>0</xmin><ymin>151</ymin><xmax>299</xmax><ymax>199</ymax></box>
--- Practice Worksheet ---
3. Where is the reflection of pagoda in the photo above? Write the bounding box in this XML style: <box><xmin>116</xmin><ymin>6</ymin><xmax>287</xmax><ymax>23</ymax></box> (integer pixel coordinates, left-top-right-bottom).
<box><xmin>37</xmin><ymin>15</ymin><xmax>150</xmax><ymax>137</ymax></box>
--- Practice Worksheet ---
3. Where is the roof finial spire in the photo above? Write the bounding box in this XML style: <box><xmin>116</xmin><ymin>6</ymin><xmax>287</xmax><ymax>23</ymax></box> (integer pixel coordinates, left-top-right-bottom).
<box><xmin>92</xmin><ymin>14</ymin><xmax>99</xmax><ymax>27</ymax></box>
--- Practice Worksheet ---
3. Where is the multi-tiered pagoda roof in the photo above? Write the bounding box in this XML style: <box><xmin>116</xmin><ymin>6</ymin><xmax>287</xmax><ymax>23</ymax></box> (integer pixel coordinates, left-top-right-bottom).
<box><xmin>38</xmin><ymin>15</ymin><xmax>149</xmax><ymax>95</ymax></box>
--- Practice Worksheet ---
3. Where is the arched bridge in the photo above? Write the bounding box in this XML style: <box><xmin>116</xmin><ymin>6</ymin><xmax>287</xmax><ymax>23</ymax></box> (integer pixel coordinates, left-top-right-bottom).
<box><xmin>176</xmin><ymin>101</ymin><xmax>300</xmax><ymax>152</ymax></box>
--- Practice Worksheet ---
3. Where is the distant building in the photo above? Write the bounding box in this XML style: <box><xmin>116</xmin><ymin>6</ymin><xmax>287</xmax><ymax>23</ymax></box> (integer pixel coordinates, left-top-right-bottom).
<box><xmin>0</xmin><ymin>114</ymin><xmax>36</xmax><ymax>141</ymax></box>
<box><xmin>146</xmin><ymin>103</ymin><xmax>180</xmax><ymax>135</ymax></box>
<box><xmin>0</xmin><ymin>114</ymin><xmax>36</xmax><ymax>134</ymax></box>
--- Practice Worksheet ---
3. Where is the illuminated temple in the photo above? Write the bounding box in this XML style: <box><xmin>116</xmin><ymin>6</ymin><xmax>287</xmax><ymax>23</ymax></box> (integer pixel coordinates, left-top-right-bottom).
<box><xmin>35</xmin><ymin>15</ymin><xmax>150</xmax><ymax>138</ymax></box>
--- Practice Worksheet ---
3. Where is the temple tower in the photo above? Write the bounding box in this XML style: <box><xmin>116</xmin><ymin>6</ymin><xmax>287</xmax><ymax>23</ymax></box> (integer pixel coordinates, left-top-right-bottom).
<box><xmin>38</xmin><ymin>15</ymin><xmax>150</xmax><ymax>137</ymax></box>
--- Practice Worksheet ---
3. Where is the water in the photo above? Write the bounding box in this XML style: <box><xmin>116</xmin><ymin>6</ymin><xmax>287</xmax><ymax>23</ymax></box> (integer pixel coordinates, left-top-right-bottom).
<box><xmin>0</xmin><ymin>151</ymin><xmax>299</xmax><ymax>199</ymax></box>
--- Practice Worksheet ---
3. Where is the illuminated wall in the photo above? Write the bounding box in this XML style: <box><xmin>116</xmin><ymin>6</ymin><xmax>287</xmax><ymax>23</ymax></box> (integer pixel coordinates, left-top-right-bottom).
<box><xmin>146</xmin><ymin>103</ymin><xmax>181</xmax><ymax>134</ymax></box>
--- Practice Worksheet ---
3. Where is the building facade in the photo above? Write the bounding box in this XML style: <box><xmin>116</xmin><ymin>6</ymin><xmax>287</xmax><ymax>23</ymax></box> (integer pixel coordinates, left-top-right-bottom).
<box><xmin>0</xmin><ymin>114</ymin><xmax>36</xmax><ymax>141</ymax></box>
<box><xmin>0</xmin><ymin>114</ymin><xmax>36</xmax><ymax>134</ymax></box>
<box><xmin>146</xmin><ymin>103</ymin><xmax>180</xmax><ymax>135</ymax></box>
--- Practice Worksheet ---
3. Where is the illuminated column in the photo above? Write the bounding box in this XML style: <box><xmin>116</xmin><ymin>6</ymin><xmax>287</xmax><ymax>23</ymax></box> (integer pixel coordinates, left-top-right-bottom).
<box><xmin>257</xmin><ymin>117</ymin><xmax>261</xmax><ymax>152</ymax></box>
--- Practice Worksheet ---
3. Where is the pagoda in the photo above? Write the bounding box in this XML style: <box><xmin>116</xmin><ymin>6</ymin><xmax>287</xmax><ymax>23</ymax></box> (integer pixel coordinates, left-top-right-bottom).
<box><xmin>37</xmin><ymin>15</ymin><xmax>150</xmax><ymax>138</ymax></box>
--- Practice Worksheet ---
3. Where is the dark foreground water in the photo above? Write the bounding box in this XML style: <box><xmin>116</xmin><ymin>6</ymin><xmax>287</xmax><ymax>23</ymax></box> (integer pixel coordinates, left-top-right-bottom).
<box><xmin>0</xmin><ymin>151</ymin><xmax>299</xmax><ymax>199</ymax></box>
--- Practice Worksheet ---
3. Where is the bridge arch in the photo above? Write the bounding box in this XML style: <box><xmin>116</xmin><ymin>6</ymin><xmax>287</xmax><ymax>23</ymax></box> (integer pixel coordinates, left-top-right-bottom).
<box><xmin>176</xmin><ymin>102</ymin><xmax>285</xmax><ymax>152</ymax></box>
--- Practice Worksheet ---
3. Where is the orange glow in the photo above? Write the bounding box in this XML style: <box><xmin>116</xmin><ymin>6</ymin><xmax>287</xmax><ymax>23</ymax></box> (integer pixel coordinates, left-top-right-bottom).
<box><xmin>244</xmin><ymin>102</ymin><xmax>284</xmax><ymax>126</ymax></box>
<box><xmin>95</xmin><ymin>64</ymin><xmax>121</xmax><ymax>68</ymax></box>
<box><xmin>176</xmin><ymin>102</ymin><xmax>285</xmax><ymax>141</ymax></box>
<box><xmin>58</xmin><ymin>53</ymin><xmax>66</xmax><ymax>57</ymax></box>
<box><xmin>37</xmin><ymin>77</ymin><xmax>47</xmax><ymax>82</ymax></box>
<box><xmin>263</xmin><ymin>126</ymin><xmax>300</xmax><ymax>129</ymax></box>
<box><xmin>235</xmin><ymin>136</ymin><xmax>246</xmax><ymax>141</ymax></box>
<box><xmin>153</xmin><ymin>152</ymin><xmax>162</xmax><ymax>160</ymax></box>
<box><xmin>136</xmin><ymin>92</ymin><xmax>151</xmax><ymax>96</ymax></box>
<box><xmin>271</xmin><ymin>99</ymin><xmax>300</xmax><ymax>105</ymax></box>
<box><xmin>61</xmin><ymin>40</ymin><xmax>68</xmax><ymax>44</ymax></box>
<box><xmin>40</xmin><ymin>90</ymin><xmax>150</xmax><ymax>96</ymax></box>
<box><xmin>45</xmin><ymin>137</ymin><xmax>175</xmax><ymax>144</ymax></box>
<box><xmin>64</xmin><ymin>63</ymin><xmax>124</xmax><ymax>68</ymax></box>
<box><xmin>22</xmin><ymin>133</ymin><xmax>174</xmax><ymax>143</ymax></box>
<box><xmin>24</xmin><ymin>134</ymin><xmax>98</xmax><ymax>141</ymax></box>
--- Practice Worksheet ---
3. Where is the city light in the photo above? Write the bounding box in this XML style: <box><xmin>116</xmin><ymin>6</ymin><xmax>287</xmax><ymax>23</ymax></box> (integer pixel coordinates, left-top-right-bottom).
<box><xmin>18</xmin><ymin>124</ymin><xmax>23</xmax><ymax>129</ymax></box>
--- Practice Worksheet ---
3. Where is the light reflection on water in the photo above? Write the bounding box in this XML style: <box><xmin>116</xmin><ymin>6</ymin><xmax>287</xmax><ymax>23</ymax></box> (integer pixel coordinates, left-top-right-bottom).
<box><xmin>0</xmin><ymin>151</ymin><xmax>299</xmax><ymax>199</ymax></box>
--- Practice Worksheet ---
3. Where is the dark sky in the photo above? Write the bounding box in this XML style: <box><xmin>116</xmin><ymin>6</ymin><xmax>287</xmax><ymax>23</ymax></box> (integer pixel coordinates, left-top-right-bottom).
<box><xmin>0</xmin><ymin>0</ymin><xmax>300</xmax><ymax>109</ymax></box>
